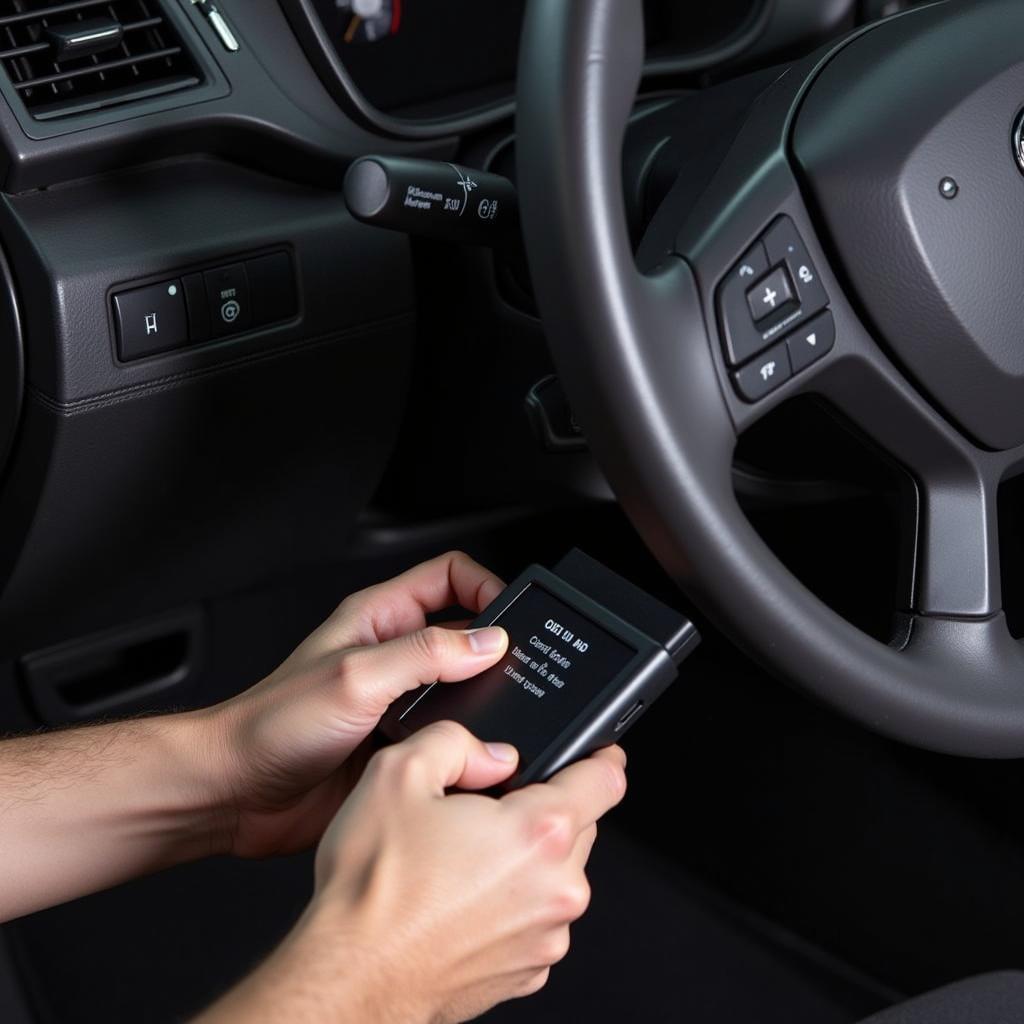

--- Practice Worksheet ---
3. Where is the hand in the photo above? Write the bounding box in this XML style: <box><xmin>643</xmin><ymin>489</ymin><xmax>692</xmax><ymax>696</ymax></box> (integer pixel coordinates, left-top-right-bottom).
<box><xmin>197</xmin><ymin>723</ymin><xmax>627</xmax><ymax>1024</ymax></box>
<box><xmin>313</xmin><ymin>724</ymin><xmax>626</xmax><ymax>1022</ymax></box>
<box><xmin>194</xmin><ymin>551</ymin><xmax>509</xmax><ymax>858</ymax></box>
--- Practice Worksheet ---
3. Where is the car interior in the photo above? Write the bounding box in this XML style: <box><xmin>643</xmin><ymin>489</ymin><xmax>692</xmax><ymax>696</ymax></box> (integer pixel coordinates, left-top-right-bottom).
<box><xmin>3</xmin><ymin>0</ymin><xmax>1024</xmax><ymax>1020</ymax></box>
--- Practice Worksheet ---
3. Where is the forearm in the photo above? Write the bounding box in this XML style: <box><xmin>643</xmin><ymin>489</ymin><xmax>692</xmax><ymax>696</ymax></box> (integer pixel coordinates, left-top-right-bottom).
<box><xmin>0</xmin><ymin>710</ymin><xmax>232</xmax><ymax>922</ymax></box>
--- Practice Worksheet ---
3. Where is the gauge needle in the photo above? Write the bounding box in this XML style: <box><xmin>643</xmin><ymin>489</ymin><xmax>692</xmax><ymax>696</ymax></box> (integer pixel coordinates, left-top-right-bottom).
<box><xmin>344</xmin><ymin>14</ymin><xmax>362</xmax><ymax>43</ymax></box>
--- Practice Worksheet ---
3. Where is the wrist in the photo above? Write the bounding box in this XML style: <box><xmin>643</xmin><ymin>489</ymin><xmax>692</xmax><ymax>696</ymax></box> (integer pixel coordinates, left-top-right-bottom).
<box><xmin>197</xmin><ymin>896</ymin><xmax>427</xmax><ymax>1024</ymax></box>
<box><xmin>297</xmin><ymin>895</ymin><xmax>430</xmax><ymax>1024</ymax></box>
<box><xmin>164</xmin><ymin>707</ymin><xmax>244</xmax><ymax>860</ymax></box>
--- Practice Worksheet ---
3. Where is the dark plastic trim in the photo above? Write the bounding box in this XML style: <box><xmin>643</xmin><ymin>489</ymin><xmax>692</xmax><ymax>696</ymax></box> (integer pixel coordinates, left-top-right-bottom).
<box><xmin>19</xmin><ymin>607</ymin><xmax>206</xmax><ymax>725</ymax></box>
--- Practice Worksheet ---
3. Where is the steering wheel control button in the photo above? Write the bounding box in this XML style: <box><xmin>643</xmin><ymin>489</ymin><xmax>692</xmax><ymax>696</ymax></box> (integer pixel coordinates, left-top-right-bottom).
<box><xmin>761</xmin><ymin>217</ymin><xmax>828</xmax><ymax>318</ymax></box>
<box><xmin>732</xmin><ymin>342</ymin><xmax>792</xmax><ymax>402</ymax></box>
<box><xmin>204</xmin><ymin>263</ymin><xmax>251</xmax><ymax>337</ymax></box>
<box><xmin>718</xmin><ymin>218</ymin><xmax>836</xmax><ymax>368</ymax></box>
<box><xmin>731</xmin><ymin>241</ymin><xmax>768</xmax><ymax>284</ymax></box>
<box><xmin>246</xmin><ymin>252</ymin><xmax>298</xmax><ymax>327</ymax></box>
<box><xmin>717</xmin><ymin>241</ymin><xmax>771</xmax><ymax>365</ymax></box>
<box><xmin>787</xmin><ymin>310</ymin><xmax>835</xmax><ymax>374</ymax></box>
<box><xmin>745</xmin><ymin>266</ymin><xmax>795</xmax><ymax>323</ymax></box>
<box><xmin>525</xmin><ymin>375</ymin><xmax>586</xmax><ymax>452</ymax></box>
<box><xmin>113</xmin><ymin>279</ymin><xmax>188</xmax><ymax>361</ymax></box>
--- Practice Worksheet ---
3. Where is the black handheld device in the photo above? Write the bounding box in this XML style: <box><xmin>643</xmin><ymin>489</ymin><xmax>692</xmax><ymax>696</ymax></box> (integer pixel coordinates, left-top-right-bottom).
<box><xmin>379</xmin><ymin>549</ymin><xmax>700</xmax><ymax>789</ymax></box>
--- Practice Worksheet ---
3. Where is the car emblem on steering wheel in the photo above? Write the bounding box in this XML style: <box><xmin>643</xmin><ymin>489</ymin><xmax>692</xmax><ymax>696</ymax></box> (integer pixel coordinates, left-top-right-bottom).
<box><xmin>1012</xmin><ymin>109</ymin><xmax>1024</xmax><ymax>175</ymax></box>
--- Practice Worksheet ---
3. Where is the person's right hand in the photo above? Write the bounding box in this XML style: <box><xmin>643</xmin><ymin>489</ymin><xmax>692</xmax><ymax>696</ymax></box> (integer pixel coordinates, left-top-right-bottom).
<box><xmin>311</xmin><ymin>722</ymin><xmax>627</xmax><ymax>1022</ymax></box>
<box><xmin>196</xmin><ymin>721</ymin><xmax>626</xmax><ymax>1024</ymax></box>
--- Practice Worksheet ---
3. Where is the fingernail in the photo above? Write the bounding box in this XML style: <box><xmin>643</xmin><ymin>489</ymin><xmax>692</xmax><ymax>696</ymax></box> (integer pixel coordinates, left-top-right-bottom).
<box><xmin>467</xmin><ymin>626</ymin><xmax>506</xmax><ymax>655</ymax></box>
<box><xmin>486</xmin><ymin>742</ymin><xmax>518</xmax><ymax>763</ymax></box>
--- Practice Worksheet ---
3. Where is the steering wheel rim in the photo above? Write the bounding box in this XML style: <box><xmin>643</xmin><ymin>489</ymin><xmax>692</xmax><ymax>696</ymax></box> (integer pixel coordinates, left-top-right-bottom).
<box><xmin>516</xmin><ymin>0</ymin><xmax>1024</xmax><ymax>758</ymax></box>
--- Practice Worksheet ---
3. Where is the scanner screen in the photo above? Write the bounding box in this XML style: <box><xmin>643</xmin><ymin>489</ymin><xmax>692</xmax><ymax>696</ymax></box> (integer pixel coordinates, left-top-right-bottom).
<box><xmin>399</xmin><ymin>584</ymin><xmax>637</xmax><ymax>765</ymax></box>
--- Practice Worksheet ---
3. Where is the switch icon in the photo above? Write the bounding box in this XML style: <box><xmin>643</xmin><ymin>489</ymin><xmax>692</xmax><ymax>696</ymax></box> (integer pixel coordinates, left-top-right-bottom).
<box><xmin>204</xmin><ymin>263</ymin><xmax>251</xmax><ymax>337</ymax></box>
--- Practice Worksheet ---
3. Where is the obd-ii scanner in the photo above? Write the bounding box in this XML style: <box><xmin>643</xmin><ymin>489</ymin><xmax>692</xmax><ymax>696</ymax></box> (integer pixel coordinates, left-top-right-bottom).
<box><xmin>380</xmin><ymin>549</ymin><xmax>700</xmax><ymax>790</ymax></box>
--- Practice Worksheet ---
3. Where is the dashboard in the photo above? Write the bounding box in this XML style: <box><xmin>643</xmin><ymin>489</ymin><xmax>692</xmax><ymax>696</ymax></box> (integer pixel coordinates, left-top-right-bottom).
<box><xmin>0</xmin><ymin>0</ymin><xmax>934</xmax><ymax>672</ymax></box>
<box><xmin>286</xmin><ymin>0</ymin><xmax>824</xmax><ymax>135</ymax></box>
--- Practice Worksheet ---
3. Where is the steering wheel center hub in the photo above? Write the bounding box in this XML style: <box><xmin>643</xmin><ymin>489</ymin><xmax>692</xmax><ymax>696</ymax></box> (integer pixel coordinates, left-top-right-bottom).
<box><xmin>795</xmin><ymin>0</ymin><xmax>1024</xmax><ymax>450</ymax></box>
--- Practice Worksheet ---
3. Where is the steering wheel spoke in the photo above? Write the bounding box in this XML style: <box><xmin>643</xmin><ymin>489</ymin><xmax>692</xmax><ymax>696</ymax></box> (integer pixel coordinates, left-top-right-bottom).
<box><xmin>906</xmin><ymin>465</ymin><xmax>1002</xmax><ymax>618</ymax></box>
<box><xmin>804</xmin><ymin>332</ymin><xmax>1012</xmax><ymax>617</ymax></box>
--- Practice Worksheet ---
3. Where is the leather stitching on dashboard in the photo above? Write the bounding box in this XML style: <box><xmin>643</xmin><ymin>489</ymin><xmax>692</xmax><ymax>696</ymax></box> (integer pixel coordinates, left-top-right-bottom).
<box><xmin>28</xmin><ymin>311</ymin><xmax>415</xmax><ymax>416</ymax></box>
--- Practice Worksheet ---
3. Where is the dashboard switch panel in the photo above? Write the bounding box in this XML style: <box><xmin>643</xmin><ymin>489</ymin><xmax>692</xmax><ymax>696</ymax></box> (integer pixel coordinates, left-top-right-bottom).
<box><xmin>113</xmin><ymin>251</ymin><xmax>296</xmax><ymax>361</ymax></box>
<box><xmin>114</xmin><ymin>279</ymin><xmax>188</xmax><ymax>361</ymax></box>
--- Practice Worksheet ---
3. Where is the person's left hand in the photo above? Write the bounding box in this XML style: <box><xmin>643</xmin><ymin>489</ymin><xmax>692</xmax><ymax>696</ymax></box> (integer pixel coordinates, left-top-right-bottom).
<box><xmin>193</xmin><ymin>551</ymin><xmax>509</xmax><ymax>858</ymax></box>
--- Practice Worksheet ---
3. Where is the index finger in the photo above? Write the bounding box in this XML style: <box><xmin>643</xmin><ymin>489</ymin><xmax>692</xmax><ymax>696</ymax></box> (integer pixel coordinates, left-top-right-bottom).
<box><xmin>504</xmin><ymin>746</ymin><xmax>628</xmax><ymax>833</ymax></box>
<box><xmin>389</xmin><ymin>720</ymin><xmax>519</xmax><ymax>795</ymax></box>
<box><xmin>331</xmin><ymin>551</ymin><xmax>506</xmax><ymax>648</ymax></box>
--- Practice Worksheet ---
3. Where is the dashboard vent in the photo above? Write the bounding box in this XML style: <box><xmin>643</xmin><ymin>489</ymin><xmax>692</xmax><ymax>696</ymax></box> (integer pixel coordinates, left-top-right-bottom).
<box><xmin>0</xmin><ymin>0</ymin><xmax>202</xmax><ymax>121</ymax></box>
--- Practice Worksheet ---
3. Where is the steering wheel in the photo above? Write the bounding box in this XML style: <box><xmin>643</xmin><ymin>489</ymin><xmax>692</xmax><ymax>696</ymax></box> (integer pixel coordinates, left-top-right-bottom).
<box><xmin>516</xmin><ymin>0</ymin><xmax>1024</xmax><ymax>757</ymax></box>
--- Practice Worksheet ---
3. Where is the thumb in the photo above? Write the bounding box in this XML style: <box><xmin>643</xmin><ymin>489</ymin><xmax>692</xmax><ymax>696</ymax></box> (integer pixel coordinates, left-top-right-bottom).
<box><xmin>334</xmin><ymin>624</ymin><xmax>509</xmax><ymax>718</ymax></box>
<box><xmin>395</xmin><ymin>720</ymin><xmax>519</xmax><ymax>793</ymax></box>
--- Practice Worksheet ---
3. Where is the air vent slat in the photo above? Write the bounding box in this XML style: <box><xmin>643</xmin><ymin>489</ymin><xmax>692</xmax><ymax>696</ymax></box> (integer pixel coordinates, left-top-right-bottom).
<box><xmin>0</xmin><ymin>41</ymin><xmax>49</xmax><ymax>60</ymax></box>
<box><xmin>0</xmin><ymin>0</ymin><xmax>203</xmax><ymax>120</ymax></box>
<box><xmin>14</xmin><ymin>45</ymin><xmax>180</xmax><ymax>89</ymax></box>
